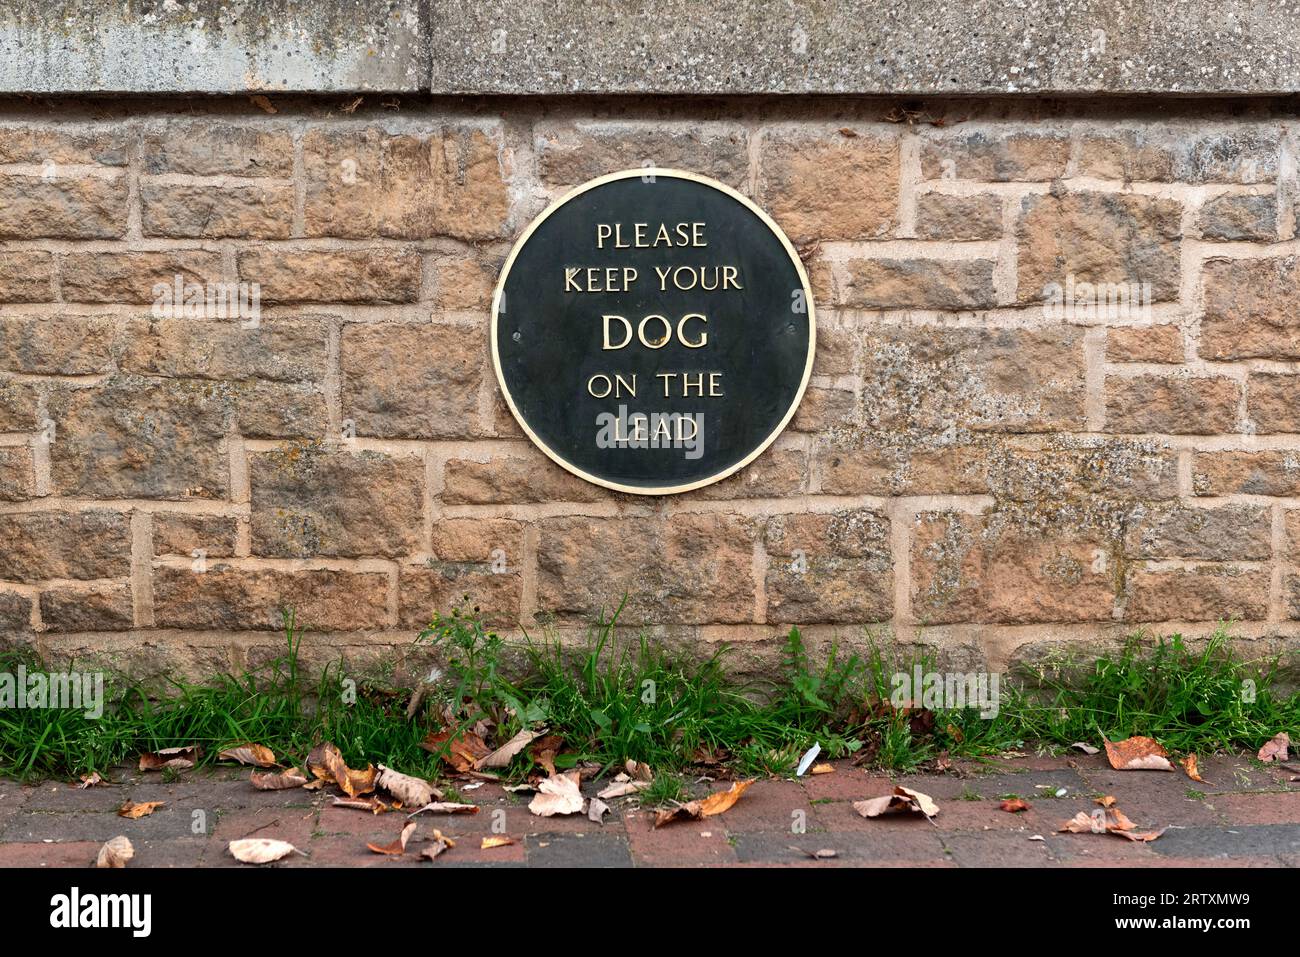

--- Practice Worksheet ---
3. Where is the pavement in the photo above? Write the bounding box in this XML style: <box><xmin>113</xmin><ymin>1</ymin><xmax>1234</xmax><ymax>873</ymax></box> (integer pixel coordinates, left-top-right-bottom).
<box><xmin>2</xmin><ymin>751</ymin><xmax>1298</xmax><ymax>868</ymax></box>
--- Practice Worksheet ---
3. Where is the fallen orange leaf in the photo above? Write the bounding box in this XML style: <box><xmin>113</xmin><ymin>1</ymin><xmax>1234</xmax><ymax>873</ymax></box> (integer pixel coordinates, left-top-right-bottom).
<box><xmin>852</xmin><ymin>786</ymin><xmax>940</xmax><ymax>820</ymax></box>
<box><xmin>1182</xmin><ymin>754</ymin><xmax>1203</xmax><ymax>782</ymax></box>
<box><xmin>698</xmin><ymin>779</ymin><xmax>754</xmax><ymax>816</ymax></box>
<box><xmin>307</xmin><ymin>742</ymin><xmax>376</xmax><ymax>797</ymax></box>
<box><xmin>117</xmin><ymin>800</ymin><xmax>165</xmax><ymax>820</ymax></box>
<box><xmin>1258</xmin><ymin>732</ymin><xmax>1290</xmax><ymax>763</ymax></box>
<box><xmin>999</xmin><ymin>798</ymin><xmax>1031</xmax><ymax>813</ymax></box>
<box><xmin>138</xmin><ymin>746</ymin><xmax>200</xmax><ymax>772</ymax></box>
<box><xmin>96</xmin><ymin>836</ymin><xmax>133</xmax><ymax>868</ymax></box>
<box><xmin>1060</xmin><ymin>806</ymin><xmax>1165</xmax><ymax>842</ymax></box>
<box><xmin>367</xmin><ymin>821</ymin><xmax>417</xmax><ymax>855</ymax></box>
<box><xmin>1104</xmin><ymin>736</ymin><xmax>1175</xmax><ymax>771</ymax></box>
<box><xmin>420</xmin><ymin>729</ymin><xmax>490</xmax><ymax>772</ymax></box>
<box><xmin>218</xmin><ymin>743</ymin><xmax>277</xmax><ymax>767</ymax></box>
<box><xmin>333</xmin><ymin>795</ymin><xmax>396</xmax><ymax>814</ymax></box>
<box><xmin>250</xmin><ymin>767</ymin><xmax>309</xmax><ymax>790</ymax></box>
<box><xmin>419</xmin><ymin>829</ymin><xmax>456</xmax><ymax>860</ymax></box>
<box><xmin>655</xmin><ymin>779</ymin><xmax>756</xmax><ymax>828</ymax></box>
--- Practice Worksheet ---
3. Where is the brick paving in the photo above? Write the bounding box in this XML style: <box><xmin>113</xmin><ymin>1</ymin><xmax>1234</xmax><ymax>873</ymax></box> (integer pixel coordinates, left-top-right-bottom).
<box><xmin>2</xmin><ymin>751</ymin><xmax>1298</xmax><ymax>868</ymax></box>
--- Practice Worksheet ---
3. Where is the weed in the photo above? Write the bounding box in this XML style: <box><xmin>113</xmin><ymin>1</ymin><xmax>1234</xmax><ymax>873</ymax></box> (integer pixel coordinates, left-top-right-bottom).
<box><xmin>1004</xmin><ymin>629</ymin><xmax>1298</xmax><ymax>754</ymax></box>
<box><xmin>0</xmin><ymin>611</ymin><xmax>441</xmax><ymax>781</ymax></box>
<box><xmin>638</xmin><ymin>772</ymin><xmax>686</xmax><ymax>806</ymax></box>
<box><xmin>0</xmin><ymin>606</ymin><xmax>1294</xmax><ymax>786</ymax></box>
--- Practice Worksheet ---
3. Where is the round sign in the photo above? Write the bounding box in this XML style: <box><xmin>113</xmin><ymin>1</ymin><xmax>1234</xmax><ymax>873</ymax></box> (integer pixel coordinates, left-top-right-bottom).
<box><xmin>491</xmin><ymin>169</ymin><xmax>815</xmax><ymax>495</ymax></box>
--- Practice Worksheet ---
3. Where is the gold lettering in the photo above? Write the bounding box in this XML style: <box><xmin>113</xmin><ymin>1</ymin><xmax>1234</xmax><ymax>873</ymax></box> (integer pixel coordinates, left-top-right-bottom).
<box><xmin>638</xmin><ymin>315</ymin><xmax>672</xmax><ymax>349</ymax></box>
<box><xmin>602</xmin><ymin>315</ymin><xmax>633</xmax><ymax>350</ymax></box>
<box><xmin>652</xmin><ymin>266</ymin><xmax>736</xmax><ymax>292</ymax></box>
<box><xmin>677</xmin><ymin>313</ymin><xmax>708</xmax><ymax>348</ymax></box>
<box><xmin>595</xmin><ymin>222</ymin><xmax>707</xmax><ymax>249</ymax></box>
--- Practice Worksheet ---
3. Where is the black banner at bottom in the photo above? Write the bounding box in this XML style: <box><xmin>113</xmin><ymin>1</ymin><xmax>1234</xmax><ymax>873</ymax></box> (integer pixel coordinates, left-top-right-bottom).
<box><xmin>0</xmin><ymin>865</ymin><xmax>1279</xmax><ymax>941</ymax></box>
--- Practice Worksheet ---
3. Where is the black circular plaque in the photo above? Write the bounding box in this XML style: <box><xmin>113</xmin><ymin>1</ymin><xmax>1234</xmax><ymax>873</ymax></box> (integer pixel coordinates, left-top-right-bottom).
<box><xmin>492</xmin><ymin>169</ymin><xmax>815</xmax><ymax>495</ymax></box>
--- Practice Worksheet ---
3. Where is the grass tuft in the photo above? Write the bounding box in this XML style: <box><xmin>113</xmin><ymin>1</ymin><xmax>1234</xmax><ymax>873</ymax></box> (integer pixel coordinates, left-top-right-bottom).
<box><xmin>1003</xmin><ymin>629</ymin><xmax>1299</xmax><ymax>754</ymax></box>
<box><xmin>0</xmin><ymin>603</ymin><xmax>1294</xmax><ymax>784</ymax></box>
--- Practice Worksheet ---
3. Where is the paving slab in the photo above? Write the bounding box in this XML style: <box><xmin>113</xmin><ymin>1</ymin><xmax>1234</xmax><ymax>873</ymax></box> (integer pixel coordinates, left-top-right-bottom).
<box><xmin>1147</xmin><ymin>824</ymin><xmax>1300</xmax><ymax>860</ymax></box>
<box><xmin>1</xmin><ymin>752</ymin><xmax>1296</xmax><ymax>867</ymax></box>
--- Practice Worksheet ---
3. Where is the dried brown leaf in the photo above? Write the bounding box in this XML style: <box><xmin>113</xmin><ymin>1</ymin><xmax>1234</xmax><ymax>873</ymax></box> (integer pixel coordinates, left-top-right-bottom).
<box><xmin>250</xmin><ymin>767</ymin><xmax>309</xmax><ymax>790</ymax></box>
<box><xmin>218</xmin><ymin>743</ymin><xmax>277</xmax><ymax>767</ymax></box>
<box><xmin>852</xmin><ymin>785</ymin><xmax>940</xmax><ymax>820</ymax></box>
<box><xmin>1182</xmin><ymin>754</ymin><xmax>1203</xmax><ymax>782</ymax></box>
<box><xmin>999</xmin><ymin>798</ymin><xmax>1031</xmax><ymax>813</ymax></box>
<box><xmin>1104</xmin><ymin>736</ymin><xmax>1175</xmax><ymax>771</ymax></box>
<box><xmin>477</xmin><ymin>728</ymin><xmax>544</xmax><ymax>770</ymax></box>
<box><xmin>228</xmin><ymin>838</ymin><xmax>303</xmax><ymax>864</ymax></box>
<box><xmin>376</xmin><ymin>763</ymin><xmax>440</xmax><ymax>807</ymax></box>
<box><xmin>307</xmin><ymin>742</ymin><xmax>376</xmax><ymax>797</ymax></box>
<box><xmin>1258</xmin><ymin>732</ymin><xmax>1290</xmax><ymax>763</ymax></box>
<box><xmin>96</xmin><ymin>836</ymin><xmax>133</xmax><ymax>869</ymax></box>
<box><xmin>419</xmin><ymin>828</ymin><xmax>456</xmax><ymax>860</ymax></box>
<box><xmin>528</xmin><ymin>734</ymin><xmax>565</xmax><ymax>775</ymax></box>
<box><xmin>528</xmin><ymin>769</ymin><xmax>584</xmax><ymax>817</ymax></box>
<box><xmin>1114</xmin><ymin>827</ymin><xmax>1168</xmax><ymax>842</ymax></box>
<box><xmin>420</xmin><ymin>729</ymin><xmax>490</xmax><ymax>772</ymax></box>
<box><xmin>597</xmin><ymin>779</ymin><xmax>650</xmax><ymax>799</ymax></box>
<box><xmin>698</xmin><ymin>779</ymin><xmax>754</xmax><ymax>816</ymax></box>
<box><xmin>406</xmin><ymin>801</ymin><xmax>479</xmax><ymax>816</ymax></box>
<box><xmin>790</xmin><ymin>846</ymin><xmax>838</xmax><ymax>859</ymax></box>
<box><xmin>654</xmin><ymin>779</ymin><xmax>756</xmax><ymax>828</ymax></box>
<box><xmin>367</xmin><ymin>821</ymin><xmax>417</xmax><ymax>855</ymax></box>
<box><xmin>333</xmin><ymin>795</ymin><xmax>396</xmax><ymax>814</ymax></box>
<box><xmin>481</xmin><ymin>836</ymin><xmax>515</xmax><ymax>849</ymax></box>
<box><xmin>117</xmin><ymin>800</ymin><xmax>165</xmax><ymax>819</ymax></box>
<box><xmin>1059</xmin><ymin>806</ymin><xmax>1164</xmax><ymax>842</ymax></box>
<box><xmin>138</xmin><ymin>745</ymin><xmax>200</xmax><ymax>772</ymax></box>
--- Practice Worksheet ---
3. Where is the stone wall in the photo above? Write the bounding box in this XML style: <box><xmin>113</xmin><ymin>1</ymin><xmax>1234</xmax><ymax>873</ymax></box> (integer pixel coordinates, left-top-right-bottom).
<box><xmin>1</xmin><ymin>96</ymin><xmax>1298</xmax><ymax>678</ymax></box>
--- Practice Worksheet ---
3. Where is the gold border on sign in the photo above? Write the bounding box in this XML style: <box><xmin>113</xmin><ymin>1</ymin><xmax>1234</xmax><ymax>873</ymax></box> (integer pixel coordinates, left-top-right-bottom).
<box><xmin>490</xmin><ymin>168</ymin><xmax>817</xmax><ymax>496</ymax></box>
